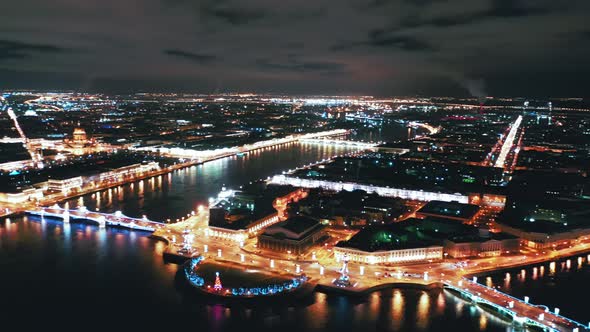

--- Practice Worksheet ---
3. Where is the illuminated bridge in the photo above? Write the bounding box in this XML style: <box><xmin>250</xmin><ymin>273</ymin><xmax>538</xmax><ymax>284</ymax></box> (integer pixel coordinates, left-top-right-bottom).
<box><xmin>444</xmin><ymin>278</ymin><xmax>589</xmax><ymax>332</ymax></box>
<box><xmin>133</xmin><ymin>129</ymin><xmax>350</xmax><ymax>161</ymax></box>
<box><xmin>298</xmin><ymin>138</ymin><xmax>378</xmax><ymax>148</ymax></box>
<box><xmin>26</xmin><ymin>205</ymin><xmax>165</xmax><ymax>232</ymax></box>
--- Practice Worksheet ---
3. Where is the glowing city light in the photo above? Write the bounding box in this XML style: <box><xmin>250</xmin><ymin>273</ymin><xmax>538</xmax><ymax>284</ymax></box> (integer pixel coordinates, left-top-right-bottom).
<box><xmin>494</xmin><ymin>115</ymin><xmax>523</xmax><ymax>168</ymax></box>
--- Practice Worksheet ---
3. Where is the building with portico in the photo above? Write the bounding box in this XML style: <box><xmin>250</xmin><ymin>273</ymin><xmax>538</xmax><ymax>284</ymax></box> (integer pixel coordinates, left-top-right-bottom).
<box><xmin>257</xmin><ymin>216</ymin><xmax>327</xmax><ymax>255</ymax></box>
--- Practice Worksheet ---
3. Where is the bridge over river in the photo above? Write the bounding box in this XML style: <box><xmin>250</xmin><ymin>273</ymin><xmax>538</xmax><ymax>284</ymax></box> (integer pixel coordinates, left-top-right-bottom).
<box><xmin>26</xmin><ymin>205</ymin><xmax>165</xmax><ymax>232</ymax></box>
<box><xmin>444</xmin><ymin>277</ymin><xmax>589</xmax><ymax>332</ymax></box>
<box><xmin>298</xmin><ymin>138</ymin><xmax>378</xmax><ymax>148</ymax></box>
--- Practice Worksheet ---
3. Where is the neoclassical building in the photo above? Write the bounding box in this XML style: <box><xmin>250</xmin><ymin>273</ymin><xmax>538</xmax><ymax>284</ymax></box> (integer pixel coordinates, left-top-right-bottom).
<box><xmin>257</xmin><ymin>216</ymin><xmax>327</xmax><ymax>255</ymax></box>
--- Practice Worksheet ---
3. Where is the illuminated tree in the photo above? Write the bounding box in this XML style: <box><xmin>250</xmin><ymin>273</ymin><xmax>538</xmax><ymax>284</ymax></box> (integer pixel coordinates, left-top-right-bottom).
<box><xmin>214</xmin><ymin>272</ymin><xmax>222</xmax><ymax>291</ymax></box>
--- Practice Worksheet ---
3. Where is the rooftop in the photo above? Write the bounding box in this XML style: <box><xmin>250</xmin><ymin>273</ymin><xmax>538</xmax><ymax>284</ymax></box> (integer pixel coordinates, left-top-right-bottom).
<box><xmin>335</xmin><ymin>223</ymin><xmax>434</xmax><ymax>252</ymax></box>
<box><xmin>417</xmin><ymin>200</ymin><xmax>480</xmax><ymax>220</ymax></box>
<box><xmin>261</xmin><ymin>215</ymin><xmax>323</xmax><ymax>240</ymax></box>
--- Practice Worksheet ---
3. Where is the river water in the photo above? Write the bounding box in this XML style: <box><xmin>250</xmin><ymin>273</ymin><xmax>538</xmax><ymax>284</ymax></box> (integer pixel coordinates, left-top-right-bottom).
<box><xmin>0</xmin><ymin>125</ymin><xmax>585</xmax><ymax>331</ymax></box>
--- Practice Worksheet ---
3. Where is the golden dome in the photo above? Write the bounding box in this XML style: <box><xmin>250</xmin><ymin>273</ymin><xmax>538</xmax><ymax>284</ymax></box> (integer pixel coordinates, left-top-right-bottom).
<box><xmin>73</xmin><ymin>127</ymin><xmax>86</xmax><ymax>135</ymax></box>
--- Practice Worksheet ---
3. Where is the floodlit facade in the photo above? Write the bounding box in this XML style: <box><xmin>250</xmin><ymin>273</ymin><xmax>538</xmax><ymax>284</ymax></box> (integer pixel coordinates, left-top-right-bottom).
<box><xmin>98</xmin><ymin>162</ymin><xmax>160</xmax><ymax>183</ymax></box>
<box><xmin>0</xmin><ymin>187</ymin><xmax>44</xmax><ymax>204</ymax></box>
<box><xmin>205</xmin><ymin>213</ymin><xmax>280</xmax><ymax>243</ymax></box>
<box><xmin>334</xmin><ymin>245</ymin><xmax>443</xmax><ymax>264</ymax></box>
<box><xmin>47</xmin><ymin>177</ymin><xmax>84</xmax><ymax>193</ymax></box>
<box><xmin>444</xmin><ymin>237</ymin><xmax>520</xmax><ymax>258</ymax></box>
<box><xmin>270</xmin><ymin>174</ymin><xmax>469</xmax><ymax>203</ymax></box>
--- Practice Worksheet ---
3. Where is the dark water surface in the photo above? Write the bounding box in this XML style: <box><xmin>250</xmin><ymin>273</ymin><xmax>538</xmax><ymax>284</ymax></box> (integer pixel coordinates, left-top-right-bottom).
<box><xmin>0</xmin><ymin>217</ymin><xmax>512</xmax><ymax>331</ymax></box>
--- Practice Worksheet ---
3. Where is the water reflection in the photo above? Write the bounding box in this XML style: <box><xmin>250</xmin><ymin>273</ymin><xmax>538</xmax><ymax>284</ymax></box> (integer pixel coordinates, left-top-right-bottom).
<box><xmin>416</xmin><ymin>291</ymin><xmax>430</xmax><ymax>330</ymax></box>
<box><xmin>479</xmin><ymin>314</ymin><xmax>487</xmax><ymax>330</ymax></box>
<box><xmin>63</xmin><ymin>221</ymin><xmax>71</xmax><ymax>252</ymax></box>
<box><xmin>435</xmin><ymin>291</ymin><xmax>445</xmax><ymax>315</ymax></box>
<box><xmin>391</xmin><ymin>289</ymin><xmax>404</xmax><ymax>330</ymax></box>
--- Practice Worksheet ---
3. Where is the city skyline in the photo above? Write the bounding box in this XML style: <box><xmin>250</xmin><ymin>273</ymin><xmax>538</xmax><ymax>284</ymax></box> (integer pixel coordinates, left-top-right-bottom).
<box><xmin>2</xmin><ymin>1</ymin><xmax>590</xmax><ymax>331</ymax></box>
<box><xmin>1</xmin><ymin>0</ymin><xmax>590</xmax><ymax>97</ymax></box>
<box><xmin>1</xmin><ymin>91</ymin><xmax>590</xmax><ymax>331</ymax></box>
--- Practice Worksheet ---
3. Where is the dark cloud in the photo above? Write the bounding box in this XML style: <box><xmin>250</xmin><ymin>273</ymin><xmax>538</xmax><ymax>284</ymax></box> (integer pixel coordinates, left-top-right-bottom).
<box><xmin>199</xmin><ymin>1</ymin><xmax>267</xmax><ymax>26</ymax></box>
<box><xmin>0</xmin><ymin>0</ymin><xmax>589</xmax><ymax>97</ymax></box>
<box><xmin>203</xmin><ymin>7</ymin><xmax>265</xmax><ymax>25</ymax></box>
<box><xmin>163</xmin><ymin>49</ymin><xmax>218</xmax><ymax>63</ymax></box>
<box><xmin>367</xmin><ymin>31</ymin><xmax>435</xmax><ymax>51</ymax></box>
<box><xmin>0</xmin><ymin>39</ymin><xmax>66</xmax><ymax>61</ymax></box>
<box><xmin>331</xmin><ymin>32</ymin><xmax>434</xmax><ymax>52</ymax></box>
<box><xmin>366</xmin><ymin>0</ymin><xmax>444</xmax><ymax>9</ymax></box>
<box><xmin>399</xmin><ymin>0</ymin><xmax>554</xmax><ymax>30</ymax></box>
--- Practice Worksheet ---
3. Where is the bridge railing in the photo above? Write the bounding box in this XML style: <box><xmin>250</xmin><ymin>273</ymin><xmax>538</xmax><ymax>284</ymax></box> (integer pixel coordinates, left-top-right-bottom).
<box><xmin>39</xmin><ymin>206</ymin><xmax>165</xmax><ymax>225</ymax></box>
<box><xmin>445</xmin><ymin>281</ymin><xmax>560</xmax><ymax>331</ymax></box>
<box><xmin>461</xmin><ymin>277</ymin><xmax>589</xmax><ymax>331</ymax></box>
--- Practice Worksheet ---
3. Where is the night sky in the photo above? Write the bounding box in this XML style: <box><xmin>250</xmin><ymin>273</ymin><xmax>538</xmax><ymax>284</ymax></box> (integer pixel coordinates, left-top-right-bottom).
<box><xmin>1</xmin><ymin>0</ymin><xmax>589</xmax><ymax>97</ymax></box>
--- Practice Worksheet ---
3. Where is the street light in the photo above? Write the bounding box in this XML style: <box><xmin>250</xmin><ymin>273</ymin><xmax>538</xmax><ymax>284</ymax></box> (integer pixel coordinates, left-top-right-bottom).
<box><xmin>270</xmin><ymin>259</ymin><xmax>275</xmax><ymax>268</ymax></box>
